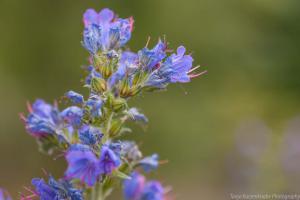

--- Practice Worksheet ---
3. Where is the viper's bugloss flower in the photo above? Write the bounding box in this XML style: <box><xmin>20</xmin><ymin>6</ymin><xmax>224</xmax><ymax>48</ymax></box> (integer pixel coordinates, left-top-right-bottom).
<box><xmin>127</xmin><ymin>108</ymin><xmax>148</xmax><ymax>123</ymax></box>
<box><xmin>0</xmin><ymin>189</ymin><xmax>11</xmax><ymax>200</ymax></box>
<box><xmin>138</xmin><ymin>154</ymin><xmax>159</xmax><ymax>173</ymax></box>
<box><xmin>65</xmin><ymin>148</ymin><xmax>101</xmax><ymax>186</ymax></box>
<box><xmin>141</xmin><ymin>181</ymin><xmax>164</xmax><ymax>200</ymax></box>
<box><xmin>61</xmin><ymin>106</ymin><xmax>83</xmax><ymax>127</ymax></box>
<box><xmin>138</xmin><ymin>41</ymin><xmax>166</xmax><ymax>71</ymax></box>
<box><xmin>85</xmin><ymin>95</ymin><xmax>103</xmax><ymax>118</ymax></box>
<box><xmin>121</xmin><ymin>141</ymin><xmax>142</xmax><ymax>161</ymax></box>
<box><xmin>145</xmin><ymin>46</ymin><xmax>193</xmax><ymax>88</ymax></box>
<box><xmin>85</xmin><ymin>65</ymin><xmax>102</xmax><ymax>85</ymax></box>
<box><xmin>123</xmin><ymin>172</ymin><xmax>145</xmax><ymax>200</ymax></box>
<box><xmin>109</xmin><ymin>51</ymin><xmax>138</xmax><ymax>87</ymax></box>
<box><xmin>99</xmin><ymin>145</ymin><xmax>121</xmax><ymax>174</ymax></box>
<box><xmin>65</xmin><ymin>91</ymin><xmax>84</xmax><ymax>104</ymax></box>
<box><xmin>79</xmin><ymin>125</ymin><xmax>103</xmax><ymax>145</ymax></box>
<box><xmin>83</xmin><ymin>8</ymin><xmax>134</xmax><ymax>53</ymax></box>
<box><xmin>23</xmin><ymin>99</ymin><xmax>62</xmax><ymax>137</ymax></box>
<box><xmin>32</xmin><ymin>176</ymin><xmax>83</xmax><ymax>200</ymax></box>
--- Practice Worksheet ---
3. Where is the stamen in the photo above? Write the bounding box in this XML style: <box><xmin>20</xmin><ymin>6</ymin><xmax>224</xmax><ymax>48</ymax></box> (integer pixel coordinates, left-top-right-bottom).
<box><xmin>188</xmin><ymin>65</ymin><xmax>201</xmax><ymax>73</ymax></box>
<box><xmin>145</xmin><ymin>36</ymin><xmax>151</xmax><ymax>48</ymax></box>
<box><xmin>189</xmin><ymin>70</ymin><xmax>207</xmax><ymax>78</ymax></box>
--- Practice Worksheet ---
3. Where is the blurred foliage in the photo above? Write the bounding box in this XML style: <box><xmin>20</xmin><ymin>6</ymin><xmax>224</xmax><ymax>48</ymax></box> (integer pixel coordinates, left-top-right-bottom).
<box><xmin>0</xmin><ymin>0</ymin><xmax>300</xmax><ymax>199</ymax></box>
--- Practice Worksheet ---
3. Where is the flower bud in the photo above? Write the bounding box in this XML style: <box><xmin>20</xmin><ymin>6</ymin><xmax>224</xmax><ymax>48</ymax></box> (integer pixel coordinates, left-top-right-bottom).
<box><xmin>91</xmin><ymin>77</ymin><xmax>107</xmax><ymax>93</ymax></box>
<box><xmin>109</xmin><ymin>120</ymin><xmax>123</xmax><ymax>137</ymax></box>
<box><xmin>112</xmin><ymin>98</ymin><xmax>126</xmax><ymax>112</ymax></box>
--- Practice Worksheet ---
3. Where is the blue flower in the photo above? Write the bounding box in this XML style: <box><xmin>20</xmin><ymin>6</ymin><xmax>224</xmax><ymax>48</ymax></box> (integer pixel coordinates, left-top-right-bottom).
<box><xmin>65</xmin><ymin>91</ymin><xmax>84</xmax><ymax>104</ymax></box>
<box><xmin>145</xmin><ymin>46</ymin><xmax>193</xmax><ymax>88</ymax></box>
<box><xmin>83</xmin><ymin>8</ymin><xmax>134</xmax><ymax>53</ymax></box>
<box><xmin>85</xmin><ymin>65</ymin><xmax>102</xmax><ymax>85</ymax></box>
<box><xmin>32</xmin><ymin>176</ymin><xmax>83</xmax><ymax>200</ymax></box>
<box><xmin>99</xmin><ymin>145</ymin><xmax>121</xmax><ymax>174</ymax></box>
<box><xmin>123</xmin><ymin>172</ymin><xmax>145</xmax><ymax>200</ymax></box>
<box><xmin>85</xmin><ymin>95</ymin><xmax>103</xmax><ymax>118</ymax></box>
<box><xmin>68</xmin><ymin>144</ymin><xmax>91</xmax><ymax>152</ymax></box>
<box><xmin>121</xmin><ymin>141</ymin><xmax>142</xmax><ymax>161</ymax></box>
<box><xmin>79</xmin><ymin>125</ymin><xmax>103</xmax><ymax>145</ymax></box>
<box><xmin>138</xmin><ymin>41</ymin><xmax>166</xmax><ymax>71</ymax></box>
<box><xmin>127</xmin><ymin>108</ymin><xmax>148</xmax><ymax>124</ymax></box>
<box><xmin>0</xmin><ymin>189</ymin><xmax>11</xmax><ymax>200</ymax></box>
<box><xmin>65</xmin><ymin>148</ymin><xmax>101</xmax><ymax>187</ymax></box>
<box><xmin>140</xmin><ymin>181</ymin><xmax>164</xmax><ymax>200</ymax></box>
<box><xmin>61</xmin><ymin>106</ymin><xmax>83</xmax><ymax>127</ymax></box>
<box><xmin>32</xmin><ymin>178</ymin><xmax>57</xmax><ymax>200</ymax></box>
<box><xmin>109</xmin><ymin>51</ymin><xmax>138</xmax><ymax>87</ymax></box>
<box><xmin>23</xmin><ymin>99</ymin><xmax>62</xmax><ymax>137</ymax></box>
<box><xmin>138</xmin><ymin>154</ymin><xmax>159</xmax><ymax>173</ymax></box>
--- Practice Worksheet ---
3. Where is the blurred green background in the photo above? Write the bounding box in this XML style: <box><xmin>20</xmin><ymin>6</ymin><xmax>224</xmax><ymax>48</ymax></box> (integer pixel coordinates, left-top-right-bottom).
<box><xmin>1</xmin><ymin>0</ymin><xmax>300</xmax><ymax>199</ymax></box>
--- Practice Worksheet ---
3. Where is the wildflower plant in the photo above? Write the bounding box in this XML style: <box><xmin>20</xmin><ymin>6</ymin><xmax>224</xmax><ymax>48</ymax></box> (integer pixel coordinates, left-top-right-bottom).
<box><xmin>7</xmin><ymin>8</ymin><xmax>205</xmax><ymax>200</ymax></box>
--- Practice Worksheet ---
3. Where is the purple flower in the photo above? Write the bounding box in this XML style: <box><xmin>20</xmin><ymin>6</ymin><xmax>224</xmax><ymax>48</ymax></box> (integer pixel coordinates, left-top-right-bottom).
<box><xmin>121</xmin><ymin>141</ymin><xmax>142</xmax><ymax>161</ymax></box>
<box><xmin>22</xmin><ymin>99</ymin><xmax>62</xmax><ymax>137</ymax></box>
<box><xmin>138</xmin><ymin>41</ymin><xmax>166</xmax><ymax>71</ymax></box>
<box><xmin>85</xmin><ymin>65</ymin><xmax>102</xmax><ymax>85</ymax></box>
<box><xmin>32</xmin><ymin>176</ymin><xmax>83</xmax><ymax>200</ymax></box>
<box><xmin>138</xmin><ymin>154</ymin><xmax>159</xmax><ymax>173</ymax></box>
<box><xmin>141</xmin><ymin>181</ymin><xmax>164</xmax><ymax>200</ymax></box>
<box><xmin>109</xmin><ymin>51</ymin><xmax>138</xmax><ymax>87</ymax></box>
<box><xmin>123</xmin><ymin>172</ymin><xmax>145</xmax><ymax>200</ymax></box>
<box><xmin>85</xmin><ymin>95</ymin><xmax>103</xmax><ymax>118</ymax></box>
<box><xmin>99</xmin><ymin>145</ymin><xmax>121</xmax><ymax>174</ymax></box>
<box><xmin>145</xmin><ymin>46</ymin><xmax>193</xmax><ymax>88</ymax></box>
<box><xmin>65</xmin><ymin>91</ymin><xmax>84</xmax><ymax>104</ymax></box>
<box><xmin>31</xmin><ymin>178</ymin><xmax>57</xmax><ymax>200</ymax></box>
<box><xmin>79</xmin><ymin>125</ymin><xmax>103</xmax><ymax>145</ymax></box>
<box><xmin>127</xmin><ymin>108</ymin><xmax>148</xmax><ymax>124</ymax></box>
<box><xmin>65</xmin><ymin>148</ymin><xmax>101</xmax><ymax>186</ymax></box>
<box><xmin>83</xmin><ymin>8</ymin><xmax>134</xmax><ymax>53</ymax></box>
<box><xmin>61</xmin><ymin>106</ymin><xmax>83</xmax><ymax>127</ymax></box>
<box><xmin>0</xmin><ymin>189</ymin><xmax>11</xmax><ymax>200</ymax></box>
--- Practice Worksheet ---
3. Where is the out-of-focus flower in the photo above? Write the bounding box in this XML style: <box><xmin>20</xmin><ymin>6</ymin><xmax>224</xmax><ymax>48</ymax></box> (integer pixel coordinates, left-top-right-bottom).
<box><xmin>0</xmin><ymin>189</ymin><xmax>11</xmax><ymax>200</ymax></box>
<box><xmin>123</xmin><ymin>172</ymin><xmax>165</xmax><ymax>200</ymax></box>
<box><xmin>121</xmin><ymin>141</ymin><xmax>142</xmax><ymax>161</ymax></box>
<box><xmin>141</xmin><ymin>181</ymin><xmax>164</xmax><ymax>200</ymax></box>
<box><xmin>127</xmin><ymin>108</ymin><xmax>148</xmax><ymax>124</ymax></box>
<box><xmin>123</xmin><ymin>172</ymin><xmax>146</xmax><ymax>200</ymax></box>
<box><xmin>138</xmin><ymin>154</ymin><xmax>159</xmax><ymax>173</ymax></box>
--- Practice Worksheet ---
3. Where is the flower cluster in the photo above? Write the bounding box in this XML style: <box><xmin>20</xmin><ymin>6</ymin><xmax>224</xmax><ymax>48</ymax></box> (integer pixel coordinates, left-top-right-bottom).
<box><xmin>15</xmin><ymin>8</ymin><xmax>204</xmax><ymax>200</ymax></box>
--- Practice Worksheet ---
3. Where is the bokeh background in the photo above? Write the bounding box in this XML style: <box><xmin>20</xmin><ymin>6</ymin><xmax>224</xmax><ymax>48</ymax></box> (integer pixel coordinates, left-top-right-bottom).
<box><xmin>0</xmin><ymin>0</ymin><xmax>300</xmax><ymax>199</ymax></box>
